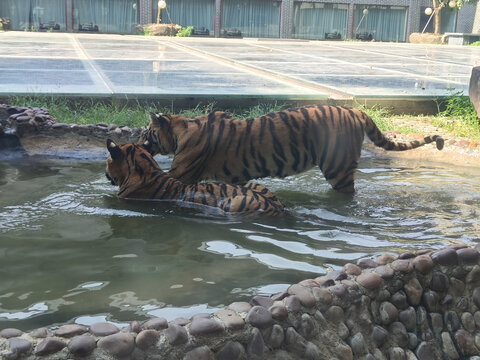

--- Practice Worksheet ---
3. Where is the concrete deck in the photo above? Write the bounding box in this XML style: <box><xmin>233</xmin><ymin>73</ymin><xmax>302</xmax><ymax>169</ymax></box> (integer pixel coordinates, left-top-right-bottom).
<box><xmin>0</xmin><ymin>31</ymin><xmax>478</xmax><ymax>112</ymax></box>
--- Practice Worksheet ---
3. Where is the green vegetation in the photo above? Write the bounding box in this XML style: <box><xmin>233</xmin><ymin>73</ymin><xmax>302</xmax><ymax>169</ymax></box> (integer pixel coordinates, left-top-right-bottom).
<box><xmin>5</xmin><ymin>94</ymin><xmax>479</xmax><ymax>142</ymax></box>
<box><xmin>470</xmin><ymin>41</ymin><xmax>480</xmax><ymax>46</ymax></box>
<box><xmin>176</xmin><ymin>26</ymin><xmax>193</xmax><ymax>37</ymax></box>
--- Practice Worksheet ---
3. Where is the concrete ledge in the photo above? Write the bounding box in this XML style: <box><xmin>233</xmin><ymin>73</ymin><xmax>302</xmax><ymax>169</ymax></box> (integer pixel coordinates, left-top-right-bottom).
<box><xmin>444</xmin><ymin>32</ymin><xmax>480</xmax><ymax>45</ymax></box>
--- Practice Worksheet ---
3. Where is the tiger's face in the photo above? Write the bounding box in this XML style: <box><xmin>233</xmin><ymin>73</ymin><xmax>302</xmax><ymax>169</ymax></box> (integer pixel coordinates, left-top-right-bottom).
<box><xmin>138</xmin><ymin>113</ymin><xmax>176</xmax><ymax>156</ymax></box>
<box><xmin>105</xmin><ymin>139</ymin><xmax>131</xmax><ymax>187</ymax></box>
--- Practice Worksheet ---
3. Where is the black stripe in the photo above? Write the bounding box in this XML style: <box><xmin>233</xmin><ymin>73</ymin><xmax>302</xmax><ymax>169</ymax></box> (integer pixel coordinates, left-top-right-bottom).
<box><xmin>272</xmin><ymin>154</ymin><xmax>284</xmax><ymax>177</ymax></box>
<box><xmin>237</xmin><ymin>196</ymin><xmax>247</xmax><ymax>212</ymax></box>
<box><xmin>290</xmin><ymin>143</ymin><xmax>300</xmax><ymax>172</ymax></box>
<box><xmin>269</xmin><ymin>119</ymin><xmax>286</xmax><ymax>161</ymax></box>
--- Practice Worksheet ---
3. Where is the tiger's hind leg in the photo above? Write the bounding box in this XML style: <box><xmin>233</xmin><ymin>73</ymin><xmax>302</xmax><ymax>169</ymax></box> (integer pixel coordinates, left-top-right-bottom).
<box><xmin>321</xmin><ymin>160</ymin><xmax>358</xmax><ymax>193</ymax></box>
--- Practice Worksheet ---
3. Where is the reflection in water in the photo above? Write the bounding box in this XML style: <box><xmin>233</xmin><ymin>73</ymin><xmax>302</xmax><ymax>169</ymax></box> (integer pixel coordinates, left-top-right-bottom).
<box><xmin>0</xmin><ymin>153</ymin><xmax>479</xmax><ymax>330</ymax></box>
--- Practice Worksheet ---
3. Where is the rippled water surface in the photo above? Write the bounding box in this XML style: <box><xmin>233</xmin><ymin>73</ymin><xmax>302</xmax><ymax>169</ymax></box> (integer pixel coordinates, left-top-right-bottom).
<box><xmin>0</xmin><ymin>151</ymin><xmax>479</xmax><ymax>330</ymax></box>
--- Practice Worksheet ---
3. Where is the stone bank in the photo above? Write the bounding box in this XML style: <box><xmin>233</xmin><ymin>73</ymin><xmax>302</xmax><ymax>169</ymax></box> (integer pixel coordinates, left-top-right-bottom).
<box><xmin>1</xmin><ymin>245</ymin><xmax>480</xmax><ymax>359</ymax></box>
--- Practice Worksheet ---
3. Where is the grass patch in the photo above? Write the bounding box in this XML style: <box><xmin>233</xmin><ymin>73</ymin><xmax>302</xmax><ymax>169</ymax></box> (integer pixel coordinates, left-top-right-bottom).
<box><xmin>359</xmin><ymin>105</ymin><xmax>420</xmax><ymax>134</ymax></box>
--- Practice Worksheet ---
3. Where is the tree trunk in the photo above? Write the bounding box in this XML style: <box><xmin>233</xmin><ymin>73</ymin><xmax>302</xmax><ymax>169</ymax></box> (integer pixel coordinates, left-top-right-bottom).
<box><xmin>434</xmin><ymin>6</ymin><xmax>443</xmax><ymax>34</ymax></box>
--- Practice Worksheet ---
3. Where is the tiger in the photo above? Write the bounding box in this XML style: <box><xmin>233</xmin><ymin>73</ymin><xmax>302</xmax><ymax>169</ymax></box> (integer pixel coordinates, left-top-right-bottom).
<box><xmin>138</xmin><ymin>105</ymin><xmax>444</xmax><ymax>193</ymax></box>
<box><xmin>105</xmin><ymin>139</ymin><xmax>286</xmax><ymax>216</ymax></box>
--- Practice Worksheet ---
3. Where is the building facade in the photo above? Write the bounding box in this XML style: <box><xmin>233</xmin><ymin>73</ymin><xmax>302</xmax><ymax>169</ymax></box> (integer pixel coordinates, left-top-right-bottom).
<box><xmin>0</xmin><ymin>0</ymin><xmax>477</xmax><ymax>42</ymax></box>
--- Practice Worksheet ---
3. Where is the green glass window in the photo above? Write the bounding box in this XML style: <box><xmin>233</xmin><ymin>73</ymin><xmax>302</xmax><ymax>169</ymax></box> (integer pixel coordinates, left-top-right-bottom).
<box><xmin>0</xmin><ymin>0</ymin><xmax>66</xmax><ymax>31</ymax></box>
<box><xmin>353</xmin><ymin>5</ymin><xmax>407</xmax><ymax>42</ymax></box>
<box><xmin>292</xmin><ymin>3</ymin><xmax>348</xmax><ymax>40</ymax></box>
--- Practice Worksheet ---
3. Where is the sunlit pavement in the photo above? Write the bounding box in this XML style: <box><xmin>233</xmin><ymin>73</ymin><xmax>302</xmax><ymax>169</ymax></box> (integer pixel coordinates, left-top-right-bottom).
<box><xmin>0</xmin><ymin>31</ymin><xmax>478</xmax><ymax>106</ymax></box>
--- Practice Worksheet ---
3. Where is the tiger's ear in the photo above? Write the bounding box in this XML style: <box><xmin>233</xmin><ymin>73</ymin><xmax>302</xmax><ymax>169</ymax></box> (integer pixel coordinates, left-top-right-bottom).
<box><xmin>142</xmin><ymin>140</ymin><xmax>152</xmax><ymax>151</ymax></box>
<box><xmin>107</xmin><ymin>139</ymin><xmax>122</xmax><ymax>159</ymax></box>
<box><xmin>149</xmin><ymin>113</ymin><xmax>171</xmax><ymax>128</ymax></box>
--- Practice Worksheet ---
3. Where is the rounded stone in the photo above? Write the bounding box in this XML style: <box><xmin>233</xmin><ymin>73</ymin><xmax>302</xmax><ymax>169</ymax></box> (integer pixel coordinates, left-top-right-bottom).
<box><xmin>473</xmin><ymin>287</ymin><xmax>480</xmax><ymax>309</ymax></box>
<box><xmin>391</xmin><ymin>291</ymin><xmax>408</xmax><ymax>310</ymax></box>
<box><xmin>34</xmin><ymin>337</ymin><xmax>67</xmax><ymax>356</ymax></box>
<box><xmin>67</xmin><ymin>334</ymin><xmax>96</xmax><ymax>356</ymax></box>
<box><xmin>251</xmin><ymin>295</ymin><xmax>274</xmax><ymax>309</ymax></box>
<box><xmin>457</xmin><ymin>247</ymin><xmax>479</xmax><ymax>263</ymax></box>
<box><xmin>399</xmin><ymin>252</ymin><xmax>415</xmax><ymax>259</ymax></box>
<box><xmin>269</xmin><ymin>304</ymin><xmax>288</xmax><ymax>321</ymax></box>
<box><xmin>388</xmin><ymin>322</ymin><xmax>408</xmax><ymax>348</ymax></box>
<box><xmin>398</xmin><ymin>307</ymin><xmax>416</xmax><ymax>331</ymax></box>
<box><xmin>408</xmin><ymin>332</ymin><xmax>418</xmax><ymax>349</ymax></box>
<box><xmin>357</xmin><ymin>258</ymin><xmax>377</xmax><ymax>269</ymax></box>
<box><xmin>143</xmin><ymin>317</ymin><xmax>168</xmax><ymax>330</ymax></box>
<box><xmin>343</xmin><ymin>263</ymin><xmax>362</xmax><ymax>275</ymax></box>
<box><xmin>269</xmin><ymin>324</ymin><xmax>284</xmax><ymax>349</ymax></box>
<box><xmin>247</xmin><ymin>328</ymin><xmax>265</xmax><ymax>358</ymax></box>
<box><xmin>328</xmin><ymin>284</ymin><xmax>347</xmax><ymax>297</ymax></box>
<box><xmin>284</xmin><ymin>295</ymin><xmax>302</xmax><ymax>312</ymax></box>
<box><xmin>216</xmin><ymin>341</ymin><xmax>245</xmax><ymax>360</ymax></box>
<box><xmin>0</xmin><ymin>328</ymin><xmax>22</xmax><ymax>338</ymax></box>
<box><xmin>215</xmin><ymin>309</ymin><xmax>245</xmax><ymax>329</ymax></box>
<box><xmin>454</xmin><ymin>329</ymin><xmax>479</xmax><ymax>356</ymax></box>
<box><xmin>287</xmin><ymin>284</ymin><xmax>316</xmax><ymax>307</ymax></box>
<box><xmin>305</xmin><ymin>342</ymin><xmax>321</xmax><ymax>360</ymax></box>
<box><xmin>429</xmin><ymin>312</ymin><xmax>443</xmax><ymax>334</ymax></box>
<box><xmin>325</xmin><ymin>270</ymin><xmax>347</xmax><ymax>281</ymax></box>
<box><xmin>136</xmin><ymin>329</ymin><xmax>159</xmax><ymax>350</ymax></box>
<box><xmin>376</xmin><ymin>253</ymin><xmax>396</xmax><ymax>265</ymax></box>
<box><xmin>165</xmin><ymin>323</ymin><xmax>188</xmax><ymax>345</ymax></box>
<box><xmin>299</xmin><ymin>313</ymin><xmax>316</xmax><ymax>339</ymax></box>
<box><xmin>412</xmin><ymin>255</ymin><xmax>434</xmax><ymax>274</ymax></box>
<box><xmin>357</xmin><ymin>272</ymin><xmax>382</xmax><ymax>290</ymax></box>
<box><xmin>379</xmin><ymin>301</ymin><xmax>398</xmax><ymax>325</ymax></box>
<box><xmin>97</xmin><ymin>332</ymin><xmax>135</xmax><ymax>357</ymax></box>
<box><xmin>461</xmin><ymin>312</ymin><xmax>476</xmax><ymax>333</ymax></box>
<box><xmin>441</xmin><ymin>332</ymin><xmax>460</xmax><ymax>359</ymax></box>
<box><xmin>89</xmin><ymin>322</ymin><xmax>119</xmax><ymax>336</ymax></box>
<box><xmin>128</xmin><ymin>320</ymin><xmax>141</xmax><ymax>333</ymax></box>
<box><xmin>466</xmin><ymin>266</ymin><xmax>480</xmax><ymax>284</ymax></box>
<box><xmin>388</xmin><ymin>347</ymin><xmax>405</xmax><ymax>360</ymax></box>
<box><xmin>444</xmin><ymin>311</ymin><xmax>461</xmax><ymax>332</ymax></box>
<box><xmin>431</xmin><ymin>248</ymin><xmax>458</xmax><ymax>266</ymax></box>
<box><xmin>189</xmin><ymin>317</ymin><xmax>223</xmax><ymax>336</ymax></box>
<box><xmin>391</xmin><ymin>259</ymin><xmax>413</xmax><ymax>273</ymax></box>
<box><xmin>349</xmin><ymin>333</ymin><xmax>367</xmax><ymax>356</ymax></box>
<box><xmin>325</xmin><ymin>305</ymin><xmax>344</xmax><ymax>324</ymax></box>
<box><xmin>416</xmin><ymin>341</ymin><xmax>435</xmax><ymax>360</ymax></box>
<box><xmin>172</xmin><ymin>317</ymin><xmax>189</xmax><ymax>326</ymax></box>
<box><xmin>375</xmin><ymin>265</ymin><xmax>395</xmax><ymax>279</ymax></box>
<box><xmin>246</xmin><ymin>306</ymin><xmax>273</xmax><ymax>329</ymax></box>
<box><xmin>312</xmin><ymin>288</ymin><xmax>332</xmax><ymax>306</ymax></box>
<box><xmin>372</xmin><ymin>325</ymin><xmax>389</xmax><ymax>346</ymax></box>
<box><xmin>54</xmin><ymin>324</ymin><xmax>88</xmax><ymax>338</ymax></box>
<box><xmin>29</xmin><ymin>328</ymin><xmax>49</xmax><ymax>338</ymax></box>
<box><xmin>228</xmin><ymin>301</ymin><xmax>252</xmax><ymax>313</ymax></box>
<box><xmin>430</xmin><ymin>271</ymin><xmax>449</xmax><ymax>292</ymax></box>
<box><xmin>404</xmin><ymin>278</ymin><xmax>423</xmax><ymax>306</ymax></box>
<box><xmin>422</xmin><ymin>290</ymin><xmax>439</xmax><ymax>312</ymax></box>
<box><xmin>185</xmin><ymin>345</ymin><xmax>214</xmax><ymax>360</ymax></box>
<box><xmin>298</xmin><ymin>279</ymin><xmax>321</xmax><ymax>288</ymax></box>
<box><xmin>8</xmin><ymin>337</ymin><xmax>32</xmax><ymax>355</ymax></box>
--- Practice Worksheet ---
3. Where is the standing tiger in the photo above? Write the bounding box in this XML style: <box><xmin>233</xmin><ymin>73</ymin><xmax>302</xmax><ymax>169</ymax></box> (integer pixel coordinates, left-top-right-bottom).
<box><xmin>138</xmin><ymin>105</ymin><xmax>444</xmax><ymax>193</ymax></box>
<box><xmin>105</xmin><ymin>139</ymin><xmax>286</xmax><ymax>216</ymax></box>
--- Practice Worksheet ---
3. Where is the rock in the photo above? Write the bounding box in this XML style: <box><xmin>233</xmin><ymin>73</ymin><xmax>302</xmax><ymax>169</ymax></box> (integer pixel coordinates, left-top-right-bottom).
<box><xmin>89</xmin><ymin>322</ymin><xmax>119</xmax><ymax>336</ymax></box>
<box><xmin>127</xmin><ymin>320</ymin><xmax>142</xmax><ymax>333</ymax></box>
<box><xmin>247</xmin><ymin>328</ymin><xmax>265</xmax><ymax>358</ymax></box>
<box><xmin>404</xmin><ymin>278</ymin><xmax>423</xmax><ymax>306</ymax></box>
<box><xmin>328</xmin><ymin>284</ymin><xmax>347</xmax><ymax>297</ymax></box>
<box><xmin>372</xmin><ymin>325</ymin><xmax>389</xmax><ymax>346</ymax></box>
<box><xmin>312</xmin><ymin>288</ymin><xmax>332</xmax><ymax>306</ymax></box>
<box><xmin>8</xmin><ymin>338</ymin><xmax>32</xmax><ymax>355</ymax></box>
<box><xmin>441</xmin><ymin>332</ymin><xmax>460</xmax><ymax>359</ymax></box>
<box><xmin>412</xmin><ymin>255</ymin><xmax>434</xmax><ymax>274</ymax></box>
<box><xmin>305</xmin><ymin>342</ymin><xmax>321</xmax><ymax>360</ymax></box>
<box><xmin>143</xmin><ymin>317</ymin><xmax>168</xmax><ymax>330</ymax></box>
<box><xmin>461</xmin><ymin>312</ymin><xmax>476</xmax><ymax>332</ymax></box>
<box><xmin>216</xmin><ymin>341</ymin><xmax>245</xmax><ymax>360</ymax></box>
<box><xmin>466</xmin><ymin>265</ymin><xmax>480</xmax><ymax>284</ymax></box>
<box><xmin>97</xmin><ymin>332</ymin><xmax>135</xmax><ymax>357</ymax></box>
<box><xmin>343</xmin><ymin>263</ymin><xmax>362</xmax><ymax>275</ymax></box>
<box><xmin>228</xmin><ymin>301</ymin><xmax>251</xmax><ymax>313</ymax></box>
<box><xmin>473</xmin><ymin>287</ymin><xmax>480</xmax><ymax>309</ymax></box>
<box><xmin>325</xmin><ymin>270</ymin><xmax>347</xmax><ymax>281</ymax></box>
<box><xmin>325</xmin><ymin>305</ymin><xmax>345</xmax><ymax>323</ymax></box>
<box><xmin>379</xmin><ymin>301</ymin><xmax>398</xmax><ymax>325</ymax></box>
<box><xmin>391</xmin><ymin>259</ymin><xmax>413</xmax><ymax>273</ymax></box>
<box><xmin>29</xmin><ymin>328</ymin><xmax>49</xmax><ymax>338</ymax></box>
<box><xmin>357</xmin><ymin>272</ymin><xmax>382</xmax><ymax>290</ymax></box>
<box><xmin>416</xmin><ymin>341</ymin><xmax>435</xmax><ymax>360</ymax></box>
<box><xmin>284</xmin><ymin>295</ymin><xmax>302</xmax><ymax>312</ymax></box>
<box><xmin>375</xmin><ymin>265</ymin><xmax>395</xmax><ymax>279</ymax></box>
<box><xmin>246</xmin><ymin>306</ymin><xmax>273</xmax><ymax>329</ymax></box>
<box><xmin>376</xmin><ymin>253</ymin><xmax>396</xmax><ymax>265</ymax></box>
<box><xmin>215</xmin><ymin>309</ymin><xmax>244</xmax><ymax>329</ymax></box>
<box><xmin>457</xmin><ymin>247</ymin><xmax>479</xmax><ymax>263</ymax></box>
<box><xmin>349</xmin><ymin>333</ymin><xmax>367</xmax><ymax>356</ymax></box>
<box><xmin>391</xmin><ymin>291</ymin><xmax>408</xmax><ymax>309</ymax></box>
<box><xmin>431</xmin><ymin>248</ymin><xmax>458</xmax><ymax>266</ymax></box>
<box><xmin>444</xmin><ymin>311</ymin><xmax>461</xmax><ymax>332</ymax></box>
<box><xmin>0</xmin><ymin>328</ymin><xmax>22</xmax><ymax>338</ymax></box>
<box><xmin>357</xmin><ymin>258</ymin><xmax>377</xmax><ymax>269</ymax></box>
<box><xmin>166</xmin><ymin>323</ymin><xmax>188</xmax><ymax>345</ymax></box>
<box><xmin>173</xmin><ymin>317</ymin><xmax>190</xmax><ymax>326</ymax></box>
<box><xmin>430</xmin><ymin>271</ymin><xmax>449</xmax><ymax>292</ymax></box>
<box><xmin>388</xmin><ymin>347</ymin><xmax>405</xmax><ymax>360</ymax></box>
<box><xmin>184</xmin><ymin>345</ymin><xmax>214</xmax><ymax>360</ymax></box>
<box><xmin>189</xmin><ymin>317</ymin><xmax>223</xmax><ymax>336</ymax></box>
<box><xmin>422</xmin><ymin>290</ymin><xmax>439</xmax><ymax>312</ymax></box>
<box><xmin>136</xmin><ymin>329</ymin><xmax>160</xmax><ymax>350</ymax></box>
<box><xmin>251</xmin><ymin>295</ymin><xmax>274</xmax><ymax>309</ymax></box>
<box><xmin>398</xmin><ymin>307</ymin><xmax>416</xmax><ymax>331</ymax></box>
<box><xmin>399</xmin><ymin>252</ymin><xmax>415</xmax><ymax>260</ymax></box>
<box><xmin>388</xmin><ymin>322</ymin><xmax>408</xmax><ymax>348</ymax></box>
<box><xmin>454</xmin><ymin>329</ymin><xmax>479</xmax><ymax>356</ymax></box>
<box><xmin>34</xmin><ymin>337</ymin><xmax>66</xmax><ymax>356</ymax></box>
<box><xmin>54</xmin><ymin>324</ymin><xmax>88</xmax><ymax>337</ymax></box>
<box><xmin>408</xmin><ymin>332</ymin><xmax>418</xmax><ymax>349</ymax></box>
<box><xmin>269</xmin><ymin>304</ymin><xmax>288</xmax><ymax>320</ymax></box>
<box><xmin>299</xmin><ymin>313</ymin><xmax>316</xmax><ymax>339</ymax></box>
<box><xmin>67</xmin><ymin>334</ymin><xmax>97</xmax><ymax>356</ymax></box>
<box><xmin>269</xmin><ymin>324</ymin><xmax>284</xmax><ymax>348</ymax></box>
<box><xmin>469</xmin><ymin>66</ymin><xmax>480</xmax><ymax>118</ymax></box>
<box><xmin>288</xmin><ymin>284</ymin><xmax>316</xmax><ymax>307</ymax></box>
<box><xmin>429</xmin><ymin>312</ymin><xmax>443</xmax><ymax>334</ymax></box>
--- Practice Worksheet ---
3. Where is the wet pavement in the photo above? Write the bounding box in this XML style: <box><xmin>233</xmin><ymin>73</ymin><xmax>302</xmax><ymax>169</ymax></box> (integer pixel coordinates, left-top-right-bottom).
<box><xmin>0</xmin><ymin>31</ymin><xmax>478</xmax><ymax>104</ymax></box>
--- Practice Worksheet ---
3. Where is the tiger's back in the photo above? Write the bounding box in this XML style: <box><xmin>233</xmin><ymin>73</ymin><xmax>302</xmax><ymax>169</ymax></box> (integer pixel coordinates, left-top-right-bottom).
<box><xmin>140</xmin><ymin>105</ymin><xmax>443</xmax><ymax>192</ymax></box>
<box><xmin>105</xmin><ymin>140</ymin><xmax>286</xmax><ymax>216</ymax></box>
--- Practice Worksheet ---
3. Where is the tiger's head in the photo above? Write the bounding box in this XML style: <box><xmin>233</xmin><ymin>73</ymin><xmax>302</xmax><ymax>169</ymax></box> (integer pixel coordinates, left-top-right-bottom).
<box><xmin>138</xmin><ymin>113</ymin><xmax>176</xmax><ymax>156</ymax></box>
<box><xmin>105</xmin><ymin>139</ymin><xmax>158</xmax><ymax>188</ymax></box>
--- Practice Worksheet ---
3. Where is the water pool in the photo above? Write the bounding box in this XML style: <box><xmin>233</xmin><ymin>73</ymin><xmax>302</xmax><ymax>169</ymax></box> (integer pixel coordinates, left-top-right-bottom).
<box><xmin>0</xmin><ymin>150</ymin><xmax>479</xmax><ymax>331</ymax></box>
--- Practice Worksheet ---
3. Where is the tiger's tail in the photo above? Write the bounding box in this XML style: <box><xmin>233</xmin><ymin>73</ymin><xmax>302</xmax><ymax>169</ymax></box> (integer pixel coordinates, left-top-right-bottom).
<box><xmin>363</xmin><ymin>113</ymin><xmax>444</xmax><ymax>151</ymax></box>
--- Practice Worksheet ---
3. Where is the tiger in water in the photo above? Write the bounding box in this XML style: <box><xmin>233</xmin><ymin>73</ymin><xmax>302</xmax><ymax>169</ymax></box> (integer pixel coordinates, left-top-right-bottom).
<box><xmin>105</xmin><ymin>139</ymin><xmax>286</xmax><ymax>216</ymax></box>
<box><xmin>138</xmin><ymin>105</ymin><xmax>444</xmax><ymax>193</ymax></box>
